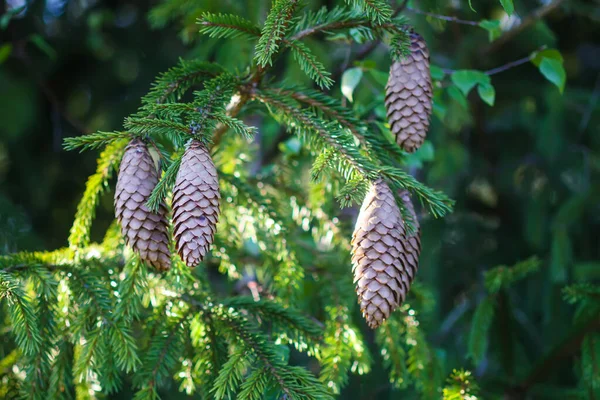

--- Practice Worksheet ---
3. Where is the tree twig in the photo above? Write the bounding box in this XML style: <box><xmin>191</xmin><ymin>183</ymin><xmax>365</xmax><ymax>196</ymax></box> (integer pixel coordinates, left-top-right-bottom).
<box><xmin>406</xmin><ymin>7</ymin><xmax>480</xmax><ymax>26</ymax></box>
<box><xmin>441</xmin><ymin>47</ymin><xmax>544</xmax><ymax>76</ymax></box>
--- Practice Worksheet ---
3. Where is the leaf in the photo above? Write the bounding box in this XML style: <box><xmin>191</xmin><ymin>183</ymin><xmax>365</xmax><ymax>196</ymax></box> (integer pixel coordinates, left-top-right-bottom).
<box><xmin>479</xmin><ymin>20</ymin><xmax>502</xmax><ymax>42</ymax></box>
<box><xmin>29</xmin><ymin>34</ymin><xmax>57</xmax><ymax>60</ymax></box>
<box><xmin>530</xmin><ymin>48</ymin><xmax>563</xmax><ymax>67</ymax></box>
<box><xmin>0</xmin><ymin>43</ymin><xmax>12</xmax><ymax>64</ymax></box>
<box><xmin>341</xmin><ymin>68</ymin><xmax>363</xmax><ymax>102</ymax></box>
<box><xmin>499</xmin><ymin>0</ymin><xmax>514</xmax><ymax>15</ymax></box>
<box><xmin>477</xmin><ymin>82</ymin><xmax>495</xmax><ymax>106</ymax></box>
<box><xmin>451</xmin><ymin>70</ymin><xmax>489</xmax><ymax>96</ymax></box>
<box><xmin>447</xmin><ymin>86</ymin><xmax>468</xmax><ymax>109</ymax></box>
<box><xmin>467</xmin><ymin>0</ymin><xmax>477</xmax><ymax>12</ymax></box>
<box><xmin>539</xmin><ymin>58</ymin><xmax>566</xmax><ymax>93</ymax></box>
<box><xmin>430</xmin><ymin>65</ymin><xmax>445</xmax><ymax>81</ymax></box>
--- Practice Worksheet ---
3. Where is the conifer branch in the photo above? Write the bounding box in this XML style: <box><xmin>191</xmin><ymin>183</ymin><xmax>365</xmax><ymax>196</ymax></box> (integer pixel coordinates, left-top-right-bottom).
<box><xmin>284</xmin><ymin>39</ymin><xmax>334</xmax><ymax>89</ymax></box>
<box><xmin>255</xmin><ymin>0</ymin><xmax>300</xmax><ymax>67</ymax></box>
<box><xmin>146</xmin><ymin>153</ymin><xmax>183</xmax><ymax>213</ymax></box>
<box><xmin>68</xmin><ymin>140</ymin><xmax>127</xmax><ymax>250</ymax></box>
<box><xmin>198</xmin><ymin>13</ymin><xmax>261</xmax><ymax>39</ymax></box>
<box><xmin>0</xmin><ymin>271</ymin><xmax>42</xmax><ymax>356</ymax></box>
<box><xmin>344</xmin><ymin>0</ymin><xmax>393</xmax><ymax>25</ymax></box>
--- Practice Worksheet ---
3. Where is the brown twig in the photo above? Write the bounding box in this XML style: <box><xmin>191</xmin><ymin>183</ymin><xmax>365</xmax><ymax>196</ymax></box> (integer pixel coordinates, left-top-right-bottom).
<box><xmin>406</xmin><ymin>7</ymin><xmax>480</xmax><ymax>26</ymax></box>
<box><xmin>441</xmin><ymin>46</ymin><xmax>545</xmax><ymax>77</ymax></box>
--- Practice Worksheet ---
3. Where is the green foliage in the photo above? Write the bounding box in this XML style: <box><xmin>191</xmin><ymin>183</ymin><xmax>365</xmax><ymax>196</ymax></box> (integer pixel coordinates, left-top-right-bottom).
<box><xmin>1</xmin><ymin>0</ymin><xmax>597</xmax><ymax>399</ymax></box>
<box><xmin>255</xmin><ymin>0</ymin><xmax>299</xmax><ymax>67</ymax></box>
<box><xmin>442</xmin><ymin>369</ymin><xmax>480</xmax><ymax>400</ymax></box>
<box><xmin>67</xmin><ymin>140</ymin><xmax>127</xmax><ymax>250</ymax></box>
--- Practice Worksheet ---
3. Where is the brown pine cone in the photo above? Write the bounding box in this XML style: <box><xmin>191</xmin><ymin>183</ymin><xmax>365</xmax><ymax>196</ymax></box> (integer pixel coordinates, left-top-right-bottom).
<box><xmin>385</xmin><ymin>31</ymin><xmax>433</xmax><ymax>153</ymax></box>
<box><xmin>172</xmin><ymin>140</ymin><xmax>220</xmax><ymax>267</ymax></box>
<box><xmin>351</xmin><ymin>180</ymin><xmax>421</xmax><ymax>329</ymax></box>
<box><xmin>115</xmin><ymin>138</ymin><xmax>171</xmax><ymax>271</ymax></box>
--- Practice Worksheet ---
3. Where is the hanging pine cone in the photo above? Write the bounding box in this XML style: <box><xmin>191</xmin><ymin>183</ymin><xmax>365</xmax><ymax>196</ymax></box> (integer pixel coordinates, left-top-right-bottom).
<box><xmin>115</xmin><ymin>138</ymin><xmax>171</xmax><ymax>271</ymax></box>
<box><xmin>172</xmin><ymin>140</ymin><xmax>220</xmax><ymax>267</ymax></box>
<box><xmin>351</xmin><ymin>180</ymin><xmax>422</xmax><ymax>329</ymax></box>
<box><xmin>385</xmin><ymin>31</ymin><xmax>433</xmax><ymax>153</ymax></box>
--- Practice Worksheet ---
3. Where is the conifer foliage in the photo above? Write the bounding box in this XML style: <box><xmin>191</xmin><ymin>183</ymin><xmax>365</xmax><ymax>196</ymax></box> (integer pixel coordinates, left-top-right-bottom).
<box><xmin>2</xmin><ymin>0</ymin><xmax>596</xmax><ymax>399</ymax></box>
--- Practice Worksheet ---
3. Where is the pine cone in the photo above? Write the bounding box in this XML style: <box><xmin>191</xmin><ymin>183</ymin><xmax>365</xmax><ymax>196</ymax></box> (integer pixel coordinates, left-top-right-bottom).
<box><xmin>172</xmin><ymin>140</ymin><xmax>220</xmax><ymax>267</ymax></box>
<box><xmin>115</xmin><ymin>138</ymin><xmax>171</xmax><ymax>271</ymax></box>
<box><xmin>351</xmin><ymin>180</ymin><xmax>421</xmax><ymax>329</ymax></box>
<box><xmin>385</xmin><ymin>31</ymin><xmax>433</xmax><ymax>153</ymax></box>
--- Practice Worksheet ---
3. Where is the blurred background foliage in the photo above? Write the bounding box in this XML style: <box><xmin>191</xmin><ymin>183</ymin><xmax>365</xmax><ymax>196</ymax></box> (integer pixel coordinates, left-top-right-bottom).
<box><xmin>0</xmin><ymin>0</ymin><xmax>599</xmax><ymax>399</ymax></box>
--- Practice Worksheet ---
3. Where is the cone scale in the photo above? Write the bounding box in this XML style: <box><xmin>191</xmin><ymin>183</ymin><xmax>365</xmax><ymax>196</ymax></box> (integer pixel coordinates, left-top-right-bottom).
<box><xmin>114</xmin><ymin>138</ymin><xmax>171</xmax><ymax>271</ymax></box>
<box><xmin>385</xmin><ymin>31</ymin><xmax>433</xmax><ymax>153</ymax></box>
<box><xmin>351</xmin><ymin>180</ymin><xmax>421</xmax><ymax>329</ymax></box>
<box><xmin>172</xmin><ymin>140</ymin><xmax>220</xmax><ymax>267</ymax></box>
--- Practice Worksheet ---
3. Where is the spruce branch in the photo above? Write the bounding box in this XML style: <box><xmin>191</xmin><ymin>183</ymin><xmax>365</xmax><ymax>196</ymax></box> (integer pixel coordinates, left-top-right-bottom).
<box><xmin>197</xmin><ymin>12</ymin><xmax>261</xmax><ymax>39</ymax></box>
<box><xmin>284</xmin><ymin>39</ymin><xmax>334</xmax><ymax>89</ymax></box>
<box><xmin>344</xmin><ymin>0</ymin><xmax>393</xmax><ymax>25</ymax></box>
<box><xmin>0</xmin><ymin>271</ymin><xmax>42</xmax><ymax>356</ymax></box>
<box><xmin>222</xmin><ymin>297</ymin><xmax>323</xmax><ymax>354</ymax></box>
<box><xmin>63</xmin><ymin>131</ymin><xmax>132</xmax><ymax>152</ymax></box>
<box><xmin>255</xmin><ymin>0</ymin><xmax>300</xmax><ymax>67</ymax></box>
<box><xmin>68</xmin><ymin>140</ymin><xmax>127</xmax><ymax>250</ymax></box>
<box><xmin>146</xmin><ymin>152</ymin><xmax>183</xmax><ymax>213</ymax></box>
<box><xmin>212</xmin><ymin>112</ymin><xmax>258</xmax><ymax>139</ymax></box>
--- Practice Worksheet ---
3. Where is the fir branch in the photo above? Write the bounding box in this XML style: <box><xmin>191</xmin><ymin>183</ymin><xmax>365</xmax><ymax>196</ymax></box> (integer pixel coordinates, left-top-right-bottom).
<box><xmin>138</xmin><ymin>59</ymin><xmax>224</xmax><ymax>109</ymax></box>
<box><xmin>284</xmin><ymin>39</ymin><xmax>334</xmax><ymax>89</ymax></box>
<box><xmin>563</xmin><ymin>284</ymin><xmax>600</xmax><ymax>304</ymax></box>
<box><xmin>291</xmin><ymin>6</ymin><xmax>367</xmax><ymax>40</ymax></box>
<box><xmin>198</xmin><ymin>13</ymin><xmax>261</xmax><ymax>39</ymax></box>
<box><xmin>467</xmin><ymin>295</ymin><xmax>496</xmax><ymax>365</ymax></box>
<box><xmin>67</xmin><ymin>140</ymin><xmax>127</xmax><ymax>250</ymax></box>
<box><xmin>212</xmin><ymin>112</ymin><xmax>258</xmax><ymax>139</ymax></box>
<box><xmin>146</xmin><ymin>153</ymin><xmax>183</xmax><ymax>213</ymax></box>
<box><xmin>254</xmin><ymin>90</ymin><xmax>374</xmax><ymax>192</ymax></box>
<box><xmin>380</xmin><ymin>166</ymin><xmax>454</xmax><ymax>218</ymax></box>
<box><xmin>211</xmin><ymin>350</ymin><xmax>249</xmax><ymax>400</ymax></box>
<box><xmin>222</xmin><ymin>297</ymin><xmax>322</xmax><ymax>354</ymax></box>
<box><xmin>442</xmin><ymin>369</ymin><xmax>480</xmax><ymax>399</ymax></box>
<box><xmin>134</xmin><ymin>313</ymin><xmax>189</xmax><ymax>396</ymax></box>
<box><xmin>389</xmin><ymin>30</ymin><xmax>411</xmax><ymax>61</ymax></box>
<box><xmin>237</xmin><ymin>366</ymin><xmax>270</xmax><ymax>400</ymax></box>
<box><xmin>255</xmin><ymin>0</ymin><xmax>299</xmax><ymax>67</ymax></box>
<box><xmin>375</xmin><ymin>314</ymin><xmax>409</xmax><ymax>389</ymax></box>
<box><xmin>0</xmin><ymin>271</ymin><xmax>42</xmax><ymax>356</ymax></box>
<box><xmin>63</xmin><ymin>131</ymin><xmax>132</xmax><ymax>152</ymax></box>
<box><xmin>484</xmin><ymin>256</ymin><xmax>541</xmax><ymax>294</ymax></box>
<box><xmin>581</xmin><ymin>334</ymin><xmax>600</xmax><ymax>390</ymax></box>
<box><xmin>344</xmin><ymin>0</ymin><xmax>393</xmax><ymax>25</ymax></box>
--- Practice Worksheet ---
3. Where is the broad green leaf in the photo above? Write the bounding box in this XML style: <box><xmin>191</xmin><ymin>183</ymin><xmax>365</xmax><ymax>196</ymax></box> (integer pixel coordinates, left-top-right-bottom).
<box><xmin>0</xmin><ymin>43</ymin><xmax>12</xmax><ymax>64</ymax></box>
<box><xmin>341</xmin><ymin>67</ymin><xmax>363</xmax><ymax>102</ymax></box>
<box><xmin>367</xmin><ymin>68</ymin><xmax>389</xmax><ymax>86</ymax></box>
<box><xmin>451</xmin><ymin>70</ymin><xmax>489</xmax><ymax>96</ymax></box>
<box><xmin>499</xmin><ymin>0</ymin><xmax>514</xmax><ymax>15</ymax></box>
<box><xmin>430</xmin><ymin>65</ymin><xmax>445</xmax><ymax>80</ymax></box>
<box><xmin>447</xmin><ymin>86</ymin><xmax>468</xmax><ymax>109</ymax></box>
<box><xmin>479</xmin><ymin>20</ymin><xmax>502</xmax><ymax>42</ymax></box>
<box><xmin>530</xmin><ymin>48</ymin><xmax>563</xmax><ymax>67</ymax></box>
<box><xmin>539</xmin><ymin>58</ymin><xmax>566</xmax><ymax>93</ymax></box>
<box><xmin>477</xmin><ymin>83</ymin><xmax>495</xmax><ymax>106</ymax></box>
